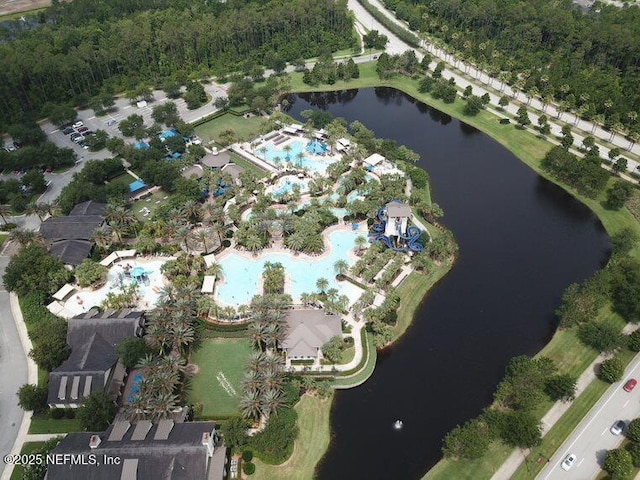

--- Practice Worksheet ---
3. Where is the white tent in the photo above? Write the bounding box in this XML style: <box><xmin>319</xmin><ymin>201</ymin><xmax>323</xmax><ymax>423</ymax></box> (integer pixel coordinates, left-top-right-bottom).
<box><xmin>201</xmin><ymin>275</ymin><xmax>217</xmax><ymax>294</ymax></box>
<box><xmin>47</xmin><ymin>301</ymin><xmax>75</xmax><ymax>319</ymax></box>
<box><xmin>364</xmin><ymin>153</ymin><xmax>386</xmax><ymax>166</ymax></box>
<box><xmin>52</xmin><ymin>284</ymin><xmax>75</xmax><ymax>301</ymax></box>
<box><xmin>203</xmin><ymin>254</ymin><xmax>217</xmax><ymax>268</ymax></box>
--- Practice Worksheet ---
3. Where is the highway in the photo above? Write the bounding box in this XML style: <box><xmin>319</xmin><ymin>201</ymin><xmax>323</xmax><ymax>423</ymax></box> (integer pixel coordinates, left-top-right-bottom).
<box><xmin>538</xmin><ymin>353</ymin><xmax>640</xmax><ymax>480</ymax></box>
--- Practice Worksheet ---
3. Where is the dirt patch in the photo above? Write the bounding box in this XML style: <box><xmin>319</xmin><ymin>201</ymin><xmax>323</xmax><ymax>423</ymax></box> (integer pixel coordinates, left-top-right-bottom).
<box><xmin>0</xmin><ymin>0</ymin><xmax>50</xmax><ymax>17</ymax></box>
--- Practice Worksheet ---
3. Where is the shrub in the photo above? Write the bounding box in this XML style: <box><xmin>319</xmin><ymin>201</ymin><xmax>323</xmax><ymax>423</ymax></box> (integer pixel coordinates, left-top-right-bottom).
<box><xmin>442</xmin><ymin>418</ymin><xmax>492</xmax><ymax>460</ymax></box>
<box><xmin>17</xmin><ymin>384</ymin><xmax>49</xmax><ymax>413</ymax></box>
<box><xmin>242</xmin><ymin>450</ymin><xmax>254</xmax><ymax>462</ymax></box>
<box><xmin>0</xmin><ymin>222</ymin><xmax>17</xmax><ymax>231</ymax></box>
<box><xmin>627</xmin><ymin>418</ymin><xmax>640</xmax><ymax>442</ymax></box>
<box><xmin>628</xmin><ymin>441</ymin><xmax>640</xmax><ymax>468</ymax></box>
<box><xmin>629</xmin><ymin>330</ymin><xmax>640</xmax><ymax>352</ymax></box>
<box><xmin>243</xmin><ymin>462</ymin><xmax>255</xmax><ymax>475</ymax></box>
<box><xmin>603</xmin><ymin>448</ymin><xmax>633</xmax><ymax>479</ymax></box>
<box><xmin>605</xmin><ymin>181</ymin><xmax>633</xmax><ymax>210</ymax></box>
<box><xmin>544</xmin><ymin>374</ymin><xmax>577</xmax><ymax>402</ymax></box>
<box><xmin>64</xmin><ymin>408</ymin><xmax>76</xmax><ymax>419</ymax></box>
<box><xmin>76</xmin><ymin>391</ymin><xmax>117</xmax><ymax>431</ymax></box>
<box><xmin>50</xmin><ymin>408</ymin><xmax>65</xmax><ymax>419</ymax></box>
<box><xmin>599</xmin><ymin>357</ymin><xmax>625</xmax><ymax>383</ymax></box>
<box><xmin>499</xmin><ymin>118</ymin><xmax>510</xmax><ymax>124</ymax></box>
<box><xmin>578</xmin><ymin>321</ymin><xmax>625</xmax><ymax>353</ymax></box>
<box><xmin>249</xmin><ymin>407</ymin><xmax>298</xmax><ymax>464</ymax></box>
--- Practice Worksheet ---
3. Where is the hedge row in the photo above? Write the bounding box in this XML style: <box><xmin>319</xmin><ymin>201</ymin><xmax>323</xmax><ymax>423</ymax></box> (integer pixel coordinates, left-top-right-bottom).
<box><xmin>356</xmin><ymin>0</ymin><xmax>421</xmax><ymax>48</ymax></box>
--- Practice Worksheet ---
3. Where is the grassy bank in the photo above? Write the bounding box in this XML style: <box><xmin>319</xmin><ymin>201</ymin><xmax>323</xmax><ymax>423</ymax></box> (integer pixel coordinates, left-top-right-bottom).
<box><xmin>28</xmin><ymin>416</ymin><xmax>81</xmax><ymax>434</ymax></box>
<box><xmin>333</xmin><ymin>330</ymin><xmax>377</xmax><ymax>389</ymax></box>
<box><xmin>288</xmin><ymin>62</ymin><xmax>640</xmax><ymax>479</ymax></box>
<box><xmin>251</xmin><ymin>394</ymin><xmax>332</xmax><ymax>479</ymax></box>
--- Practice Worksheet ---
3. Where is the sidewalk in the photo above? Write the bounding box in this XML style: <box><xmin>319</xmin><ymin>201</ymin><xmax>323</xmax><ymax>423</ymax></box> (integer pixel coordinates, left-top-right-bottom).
<box><xmin>491</xmin><ymin>323</ymin><xmax>638</xmax><ymax>480</ymax></box>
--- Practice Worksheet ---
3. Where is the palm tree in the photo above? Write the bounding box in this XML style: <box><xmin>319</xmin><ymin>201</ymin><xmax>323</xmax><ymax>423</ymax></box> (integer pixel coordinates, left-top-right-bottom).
<box><xmin>9</xmin><ymin>229</ymin><xmax>42</xmax><ymax>246</ymax></box>
<box><xmin>239</xmin><ymin>389</ymin><xmax>262</xmax><ymax>420</ymax></box>
<box><xmin>92</xmin><ymin>225</ymin><xmax>113</xmax><ymax>249</ymax></box>
<box><xmin>247</xmin><ymin>351</ymin><xmax>267</xmax><ymax>374</ymax></box>
<box><xmin>333</xmin><ymin>259</ymin><xmax>349</xmax><ymax>277</ymax></box>
<box><xmin>295</xmin><ymin>152</ymin><xmax>305</xmax><ymax>168</ymax></box>
<box><xmin>248</xmin><ymin>322</ymin><xmax>267</xmax><ymax>351</ymax></box>
<box><xmin>354</xmin><ymin>235</ymin><xmax>367</xmax><ymax>252</ymax></box>
<box><xmin>181</xmin><ymin>200</ymin><xmax>201</xmax><ymax>224</ymax></box>
<box><xmin>316</xmin><ymin>277</ymin><xmax>329</xmax><ymax>294</ymax></box>
<box><xmin>206</xmin><ymin>262</ymin><xmax>223</xmax><ymax>279</ymax></box>
<box><xmin>283</xmin><ymin>144</ymin><xmax>292</xmax><ymax>162</ymax></box>
<box><xmin>38</xmin><ymin>202</ymin><xmax>57</xmax><ymax>217</ymax></box>
<box><xmin>259</xmin><ymin>146</ymin><xmax>268</xmax><ymax>160</ymax></box>
<box><xmin>244</xmin><ymin>235</ymin><xmax>263</xmax><ymax>252</ymax></box>
<box><xmin>260</xmin><ymin>388</ymin><xmax>285</xmax><ymax>418</ymax></box>
<box><xmin>0</xmin><ymin>204</ymin><xmax>10</xmax><ymax>225</ymax></box>
<box><xmin>26</xmin><ymin>203</ymin><xmax>44</xmax><ymax>221</ymax></box>
<box><xmin>149</xmin><ymin>392</ymin><xmax>179</xmax><ymax>420</ymax></box>
<box><xmin>167</xmin><ymin>323</ymin><xmax>195</xmax><ymax>356</ymax></box>
<box><xmin>175</xmin><ymin>226</ymin><xmax>194</xmax><ymax>251</ymax></box>
<box><xmin>241</xmin><ymin>370</ymin><xmax>262</xmax><ymax>393</ymax></box>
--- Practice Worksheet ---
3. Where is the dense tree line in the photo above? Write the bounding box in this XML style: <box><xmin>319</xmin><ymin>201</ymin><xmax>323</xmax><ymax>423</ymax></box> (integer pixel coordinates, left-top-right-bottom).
<box><xmin>383</xmin><ymin>0</ymin><xmax>640</xmax><ymax>136</ymax></box>
<box><xmin>0</xmin><ymin>0</ymin><xmax>354</xmax><ymax>127</ymax></box>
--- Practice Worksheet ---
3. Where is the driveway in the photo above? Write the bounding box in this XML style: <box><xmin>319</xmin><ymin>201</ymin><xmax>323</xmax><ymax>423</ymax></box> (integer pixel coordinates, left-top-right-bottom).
<box><xmin>0</xmin><ymin>256</ymin><xmax>28</xmax><ymax>478</ymax></box>
<box><xmin>538</xmin><ymin>353</ymin><xmax>640</xmax><ymax>480</ymax></box>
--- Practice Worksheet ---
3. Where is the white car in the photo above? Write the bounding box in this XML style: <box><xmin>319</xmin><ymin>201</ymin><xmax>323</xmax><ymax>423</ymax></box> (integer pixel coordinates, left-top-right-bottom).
<box><xmin>561</xmin><ymin>453</ymin><xmax>577</xmax><ymax>471</ymax></box>
<box><xmin>72</xmin><ymin>121</ymin><xmax>84</xmax><ymax>129</ymax></box>
<box><xmin>611</xmin><ymin>420</ymin><xmax>626</xmax><ymax>436</ymax></box>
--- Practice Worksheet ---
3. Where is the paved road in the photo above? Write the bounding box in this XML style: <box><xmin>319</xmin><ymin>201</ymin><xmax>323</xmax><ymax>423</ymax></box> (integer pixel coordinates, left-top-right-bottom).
<box><xmin>0</xmin><ymin>256</ymin><xmax>28</xmax><ymax>478</ymax></box>
<box><xmin>538</xmin><ymin>354</ymin><xmax>640</xmax><ymax>480</ymax></box>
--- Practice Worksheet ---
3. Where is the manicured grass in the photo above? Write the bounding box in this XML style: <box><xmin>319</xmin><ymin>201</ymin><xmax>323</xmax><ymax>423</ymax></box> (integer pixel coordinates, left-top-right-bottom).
<box><xmin>28</xmin><ymin>416</ymin><xmax>82</xmax><ymax>434</ymax></box>
<box><xmin>0</xmin><ymin>232</ymin><xmax>8</xmax><ymax>250</ymax></box>
<box><xmin>10</xmin><ymin>441</ymin><xmax>48</xmax><ymax>480</ymax></box>
<box><xmin>0</xmin><ymin>7</ymin><xmax>47</xmax><ymax>22</ymax></box>
<box><xmin>251</xmin><ymin>394</ymin><xmax>332</xmax><ymax>480</ymax></box>
<box><xmin>394</xmin><ymin>262</ymin><xmax>452</xmax><ymax>342</ymax></box>
<box><xmin>339</xmin><ymin>344</ymin><xmax>355</xmax><ymax>364</ymax></box>
<box><xmin>189</xmin><ymin>338</ymin><xmax>252</xmax><ymax>418</ymax></box>
<box><xmin>130</xmin><ymin>190</ymin><xmax>171</xmax><ymax>221</ymax></box>
<box><xmin>228</xmin><ymin>151</ymin><xmax>268</xmax><ymax>178</ymax></box>
<box><xmin>194</xmin><ymin>113</ymin><xmax>264</xmax><ymax>145</ymax></box>
<box><xmin>332</xmin><ymin>331</ymin><xmax>376</xmax><ymax>388</ymax></box>
<box><xmin>107</xmin><ymin>172</ymin><xmax>137</xmax><ymax>189</ymax></box>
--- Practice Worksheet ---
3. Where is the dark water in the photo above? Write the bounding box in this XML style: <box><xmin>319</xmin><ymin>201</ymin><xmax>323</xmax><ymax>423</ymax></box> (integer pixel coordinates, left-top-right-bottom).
<box><xmin>286</xmin><ymin>88</ymin><xmax>611</xmax><ymax>480</ymax></box>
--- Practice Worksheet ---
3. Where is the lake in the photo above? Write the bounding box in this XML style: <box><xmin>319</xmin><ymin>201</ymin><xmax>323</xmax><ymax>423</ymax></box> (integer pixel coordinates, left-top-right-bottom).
<box><xmin>286</xmin><ymin>88</ymin><xmax>611</xmax><ymax>479</ymax></box>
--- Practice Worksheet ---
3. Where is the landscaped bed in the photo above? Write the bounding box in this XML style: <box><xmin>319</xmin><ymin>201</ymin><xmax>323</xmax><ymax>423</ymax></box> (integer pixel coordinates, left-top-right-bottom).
<box><xmin>189</xmin><ymin>338</ymin><xmax>253</xmax><ymax>418</ymax></box>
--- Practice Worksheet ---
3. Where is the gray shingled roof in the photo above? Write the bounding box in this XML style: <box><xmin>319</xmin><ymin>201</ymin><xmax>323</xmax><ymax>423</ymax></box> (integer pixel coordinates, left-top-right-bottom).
<box><xmin>182</xmin><ymin>164</ymin><xmax>204</xmax><ymax>179</ymax></box>
<box><xmin>70</xmin><ymin>201</ymin><xmax>106</xmax><ymax>216</ymax></box>
<box><xmin>40</xmin><ymin>215</ymin><xmax>104</xmax><ymax>241</ymax></box>
<box><xmin>49</xmin><ymin>240</ymin><xmax>93</xmax><ymax>266</ymax></box>
<box><xmin>281</xmin><ymin>309</ymin><xmax>342</xmax><ymax>358</ymax></box>
<box><xmin>67</xmin><ymin>310</ymin><xmax>145</xmax><ymax>348</ymax></box>
<box><xmin>46</xmin><ymin>422</ymin><xmax>227</xmax><ymax>480</ymax></box>
<box><xmin>386</xmin><ymin>202</ymin><xmax>412</xmax><ymax>218</ymax></box>
<box><xmin>200</xmin><ymin>152</ymin><xmax>230</xmax><ymax>168</ymax></box>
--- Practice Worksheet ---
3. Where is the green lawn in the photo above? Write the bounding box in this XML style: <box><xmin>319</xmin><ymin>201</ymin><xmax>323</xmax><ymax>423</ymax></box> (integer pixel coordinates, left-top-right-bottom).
<box><xmin>108</xmin><ymin>172</ymin><xmax>137</xmax><ymax>189</ymax></box>
<box><xmin>228</xmin><ymin>151</ymin><xmax>268</xmax><ymax>178</ymax></box>
<box><xmin>194</xmin><ymin>113</ymin><xmax>264</xmax><ymax>145</ymax></box>
<box><xmin>251</xmin><ymin>394</ymin><xmax>332</xmax><ymax>480</ymax></box>
<box><xmin>10</xmin><ymin>441</ymin><xmax>48</xmax><ymax>480</ymax></box>
<box><xmin>28</xmin><ymin>416</ymin><xmax>82</xmax><ymax>434</ymax></box>
<box><xmin>332</xmin><ymin>331</ymin><xmax>377</xmax><ymax>388</ymax></box>
<box><xmin>189</xmin><ymin>338</ymin><xmax>253</xmax><ymax>418</ymax></box>
<box><xmin>130</xmin><ymin>190</ymin><xmax>171</xmax><ymax>221</ymax></box>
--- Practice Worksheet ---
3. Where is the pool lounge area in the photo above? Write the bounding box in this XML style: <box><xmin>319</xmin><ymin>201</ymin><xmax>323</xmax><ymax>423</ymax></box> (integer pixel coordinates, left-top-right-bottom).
<box><xmin>215</xmin><ymin>226</ymin><xmax>366</xmax><ymax>308</ymax></box>
<box><xmin>254</xmin><ymin>137</ymin><xmax>341</xmax><ymax>175</ymax></box>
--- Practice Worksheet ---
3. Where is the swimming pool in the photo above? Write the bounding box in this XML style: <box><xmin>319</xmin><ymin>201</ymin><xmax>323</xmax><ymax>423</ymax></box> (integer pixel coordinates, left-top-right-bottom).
<box><xmin>268</xmin><ymin>175</ymin><xmax>310</xmax><ymax>197</ymax></box>
<box><xmin>261</xmin><ymin>140</ymin><xmax>339</xmax><ymax>175</ymax></box>
<box><xmin>216</xmin><ymin>229</ymin><xmax>365</xmax><ymax>307</ymax></box>
<box><xmin>127</xmin><ymin>372</ymin><xmax>144</xmax><ymax>403</ymax></box>
<box><xmin>64</xmin><ymin>259</ymin><xmax>169</xmax><ymax>315</ymax></box>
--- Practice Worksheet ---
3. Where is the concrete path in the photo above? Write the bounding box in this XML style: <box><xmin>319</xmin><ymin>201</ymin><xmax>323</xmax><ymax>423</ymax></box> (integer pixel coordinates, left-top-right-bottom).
<box><xmin>492</xmin><ymin>324</ymin><xmax>638</xmax><ymax>480</ymax></box>
<box><xmin>0</xmin><ymin>255</ymin><xmax>36</xmax><ymax>480</ymax></box>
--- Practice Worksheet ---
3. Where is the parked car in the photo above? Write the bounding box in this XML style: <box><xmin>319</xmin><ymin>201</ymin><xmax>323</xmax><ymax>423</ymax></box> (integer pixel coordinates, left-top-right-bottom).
<box><xmin>84</xmin><ymin>130</ymin><xmax>95</xmax><ymax>136</ymax></box>
<box><xmin>62</xmin><ymin>127</ymin><xmax>75</xmax><ymax>135</ymax></box>
<box><xmin>72</xmin><ymin>121</ymin><xmax>84</xmax><ymax>129</ymax></box>
<box><xmin>624</xmin><ymin>379</ymin><xmax>637</xmax><ymax>392</ymax></box>
<box><xmin>561</xmin><ymin>453</ymin><xmax>577</xmax><ymax>471</ymax></box>
<box><xmin>70</xmin><ymin>133</ymin><xmax>81</xmax><ymax>141</ymax></box>
<box><xmin>45</xmin><ymin>166</ymin><xmax>52</xmax><ymax>173</ymax></box>
<box><xmin>78</xmin><ymin>126</ymin><xmax>89</xmax><ymax>133</ymax></box>
<box><xmin>611</xmin><ymin>420</ymin><xmax>626</xmax><ymax>435</ymax></box>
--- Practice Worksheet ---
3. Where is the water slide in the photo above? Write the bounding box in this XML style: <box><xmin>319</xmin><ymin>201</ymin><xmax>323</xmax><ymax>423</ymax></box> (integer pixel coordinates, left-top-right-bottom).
<box><xmin>369</xmin><ymin>206</ymin><xmax>424</xmax><ymax>252</ymax></box>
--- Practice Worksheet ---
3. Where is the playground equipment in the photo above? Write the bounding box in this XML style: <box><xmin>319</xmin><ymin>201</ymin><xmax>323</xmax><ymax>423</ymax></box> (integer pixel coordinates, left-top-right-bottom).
<box><xmin>370</xmin><ymin>202</ymin><xmax>424</xmax><ymax>252</ymax></box>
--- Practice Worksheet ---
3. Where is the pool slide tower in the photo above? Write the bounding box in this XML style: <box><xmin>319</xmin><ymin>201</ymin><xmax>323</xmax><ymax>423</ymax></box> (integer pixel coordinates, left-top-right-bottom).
<box><xmin>370</xmin><ymin>201</ymin><xmax>424</xmax><ymax>252</ymax></box>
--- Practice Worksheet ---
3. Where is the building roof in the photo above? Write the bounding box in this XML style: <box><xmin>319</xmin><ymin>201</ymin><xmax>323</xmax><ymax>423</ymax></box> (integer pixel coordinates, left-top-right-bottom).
<box><xmin>386</xmin><ymin>202</ymin><xmax>412</xmax><ymax>218</ymax></box>
<box><xmin>46</xmin><ymin>421</ymin><xmax>227</xmax><ymax>480</ymax></box>
<box><xmin>200</xmin><ymin>152</ymin><xmax>230</xmax><ymax>168</ymax></box>
<box><xmin>70</xmin><ymin>201</ymin><xmax>106</xmax><ymax>217</ymax></box>
<box><xmin>221</xmin><ymin>163</ymin><xmax>244</xmax><ymax>180</ymax></box>
<box><xmin>47</xmin><ymin>310</ymin><xmax>144</xmax><ymax>406</ymax></box>
<box><xmin>182</xmin><ymin>164</ymin><xmax>204</xmax><ymax>179</ymax></box>
<box><xmin>282</xmin><ymin>309</ymin><xmax>342</xmax><ymax>358</ymax></box>
<box><xmin>41</xmin><ymin>217</ymin><xmax>104</xmax><ymax>242</ymax></box>
<box><xmin>364</xmin><ymin>153</ymin><xmax>386</xmax><ymax>166</ymax></box>
<box><xmin>67</xmin><ymin>310</ymin><xmax>145</xmax><ymax>348</ymax></box>
<box><xmin>49</xmin><ymin>240</ymin><xmax>93</xmax><ymax>266</ymax></box>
